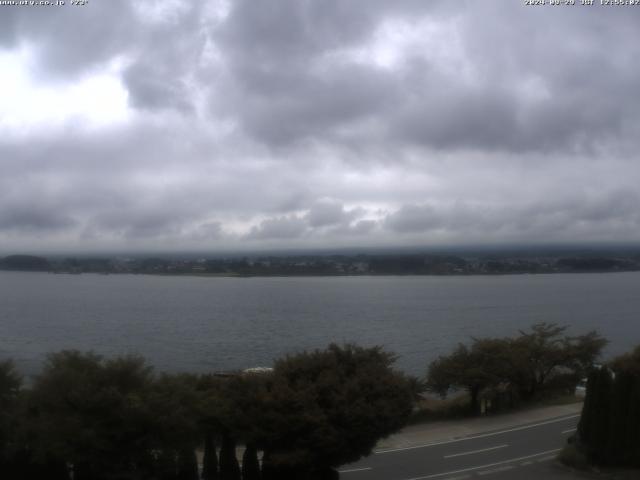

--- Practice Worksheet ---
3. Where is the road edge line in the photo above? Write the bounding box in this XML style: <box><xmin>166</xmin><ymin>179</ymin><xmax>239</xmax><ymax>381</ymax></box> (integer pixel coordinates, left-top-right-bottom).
<box><xmin>375</xmin><ymin>414</ymin><xmax>579</xmax><ymax>454</ymax></box>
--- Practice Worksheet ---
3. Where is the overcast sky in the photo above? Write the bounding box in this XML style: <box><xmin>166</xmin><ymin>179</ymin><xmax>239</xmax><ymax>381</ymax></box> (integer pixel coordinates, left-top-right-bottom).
<box><xmin>1</xmin><ymin>0</ymin><xmax>639</xmax><ymax>253</ymax></box>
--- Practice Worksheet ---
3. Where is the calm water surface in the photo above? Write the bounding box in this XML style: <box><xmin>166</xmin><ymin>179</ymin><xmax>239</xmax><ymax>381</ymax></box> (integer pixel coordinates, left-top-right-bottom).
<box><xmin>1</xmin><ymin>271</ymin><xmax>639</xmax><ymax>376</ymax></box>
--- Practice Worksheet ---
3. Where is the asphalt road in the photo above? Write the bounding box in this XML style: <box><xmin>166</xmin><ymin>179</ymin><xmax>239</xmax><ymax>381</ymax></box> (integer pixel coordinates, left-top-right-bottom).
<box><xmin>339</xmin><ymin>414</ymin><xmax>580</xmax><ymax>480</ymax></box>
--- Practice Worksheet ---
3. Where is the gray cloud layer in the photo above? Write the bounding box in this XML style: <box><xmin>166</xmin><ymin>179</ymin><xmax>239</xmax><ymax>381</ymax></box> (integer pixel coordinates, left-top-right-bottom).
<box><xmin>1</xmin><ymin>0</ymin><xmax>639</xmax><ymax>252</ymax></box>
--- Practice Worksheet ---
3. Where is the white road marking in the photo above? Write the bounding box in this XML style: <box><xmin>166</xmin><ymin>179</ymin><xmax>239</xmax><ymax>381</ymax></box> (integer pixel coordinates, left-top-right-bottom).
<box><xmin>536</xmin><ymin>455</ymin><xmax>557</xmax><ymax>462</ymax></box>
<box><xmin>339</xmin><ymin>467</ymin><xmax>372</xmax><ymax>474</ymax></box>
<box><xmin>376</xmin><ymin>415</ymin><xmax>579</xmax><ymax>454</ymax></box>
<box><xmin>520</xmin><ymin>461</ymin><xmax>533</xmax><ymax>466</ymax></box>
<box><xmin>443</xmin><ymin>444</ymin><xmax>508</xmax><ymax>459</ymax></box>
<box><xmin>400</xmin><ymin>448</ymin><xmax>562</xmax><ymax>480</ymax></box>
<box><xmin>477</xmin><ymin>465</ymin><xmax>514</xmax><ymax>475</ymax></box>
<box><xmin>561</xmin><ymin>428</ymin><xmax>577</xmax><ymax>434</ymax></box>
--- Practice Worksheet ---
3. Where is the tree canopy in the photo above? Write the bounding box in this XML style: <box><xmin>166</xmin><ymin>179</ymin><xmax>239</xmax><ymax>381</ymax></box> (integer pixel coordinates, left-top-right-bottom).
<box><xmin>427</xmin><ymin>338</ymin><xmax>512</xmax><ymax>414</ymax></box>
<box><xmin>27</xmin><ymin>351</ymin><xmax>158</xmax><ymax>479</ymax></box>
<box><xmin>426</xmin><ymin>323</ymin><xmax>607</xmax><ymax>413</ymax></box>
<box><xmin>0</xmin><ymin>361</ymin><xmax>21</xmax><ymax>467</ymax></box>
<box><xmin>256</xmin><ymin>344</ymin><xmax>414</xmax><ymax>477</ymax></box>
<box><xmin>0</xmin><ymin>344</ymin><xmax>414</xmax><ymax>480</ymax></box>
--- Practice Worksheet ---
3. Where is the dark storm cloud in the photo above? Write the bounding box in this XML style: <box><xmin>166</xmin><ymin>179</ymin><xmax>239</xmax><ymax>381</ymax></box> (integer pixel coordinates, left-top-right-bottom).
<box><xmin>123</xmin><ymin>62</ymin><xmax>194</xmax><ymax>113</ymax></box>
<box><xmin>217</xmin><ymin>63</ymin><xmax>396</xmax><ymax>146</ymax></box>
<box><xmin>0</xmin><ymin>1</ymin><xmax>208</xmax><ymax>113</ymax></box>
<box><xmin>384</xmin><ymin>188</ymin><xmax>640</xmax><ymax>243</ymax></box>
<box><xmin>4</xmin><ymin>0</ymin><xmax>639</xmax><ymax>153</ymax></box>
<box><xmin>351</xmin><ymin>220</ymin><xmax>377</xmax><ymax>236</ymax></box>
<box><xmin>6</xmin><ymin>0</ymin><xmax>639</xmax><ymax>153</ymax></box>
<box><xmin>246</xmin><ymin>202</ymin><xmax>371</xmax><ymax>241</ymax></box>
<box><xmin>305</xmin><ymin>201</ymin><xmax>358</xmax><ymax>228</ymax></box>
<box><xmin>216</xmin><ymin>0</ymin><xmax>438</xmax><ymax>61</ymax></box>
<box><xmin>246</xmin><ymin>215</ymin><xmax>308</xmax><ymax>240</ymax></box>
<box><xmin>391</xmin><ymin>3</ymin><xmax>640</xmax><ymax>154</ymax></box>
<box><xmin>211</xmin><ymin>0</ymin><xmax>431</xmax><ymax>146</ymax></box>
<box><xmin>211</xmin><ymin>0</ymin><xmax>640</xmax><ymax>154</ymax></box>
<box><xmin>120</xmin><ymin>2</ymin><xmax>208</xmax><ymax>112</ymax></box>
<box><xmin>0</xmin><ymin>9</ymin><xmax>18</xmax><ymax>46</ymax></box>
<box><xmin>384</xmin><ymin>205</ymin><xmax>444</xmax><ymax>234</ymax></box>
<box><xmin>0</xmin><ymin>0</ymin><xmax>137</xmax><ymax>76</ymax></box>
<box><xmin>0</xmin><ymin>203</ymin><xmax>75</xmax><ymax>233</ymax></box>
<box><xmin>0</xmin><ymin>122</ymin><xmax>357</xmax><ymax>247</ymax></box>
<box><xmin>1</xmin><ymin>0</ymin><xmax>640</xmax><ymax>250</ymax></box>
<box><xmin>190</xmin><ymin>221</ymin><xmax>224</xmax><ymax>241</ymax></box>
<box><xmin>89</xmin><ymin>208</ymin><xmax>193</xmax><ymax>240</ymax></box>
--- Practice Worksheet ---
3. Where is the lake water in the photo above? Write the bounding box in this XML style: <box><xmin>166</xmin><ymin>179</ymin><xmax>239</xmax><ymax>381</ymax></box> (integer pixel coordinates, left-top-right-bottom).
<box><xmin>1</xmin><ymin>271</ymin><xmax>639</xmax><ymax>377</ymax></box>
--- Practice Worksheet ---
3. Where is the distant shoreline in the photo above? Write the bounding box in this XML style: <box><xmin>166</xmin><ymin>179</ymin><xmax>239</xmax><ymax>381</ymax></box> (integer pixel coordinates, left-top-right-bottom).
<box><xmin>2</xmin><ymin>251</ymin><xmax>640</xmax><ymax>277</ymax></box>
<box><xmin>1</xmin><ymin>268</ymin><xmax>639</xmax><ymax>279</ymax></box>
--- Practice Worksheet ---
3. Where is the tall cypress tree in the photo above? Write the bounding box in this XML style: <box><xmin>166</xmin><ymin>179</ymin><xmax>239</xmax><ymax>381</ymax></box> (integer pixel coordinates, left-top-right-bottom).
<box><xmin>219</xmin><ymin>434</ymin><xmax>240</xmax><ymax>480</ymax></box>
<box><xmin>627</xmin><ymin>374</ymin><xmax>640</xmax><ymax>467</ymax></box>
<box><xmin>177</xmin><ymin>448</ymin><xmax>199</xmax><ymax>480</ymax></box>
<box><xmin>260</xmin><ymin>451</ymin><xmax>275</xmax><ymax>480</ymax></box>
<box><xmin>202</xmin><ymin>432</ymin><xmax>219</xmax><ymax>480</ymax></box>
<box><xmin>591</xmin><ymin>367</ymin><xmax>613</xmax><ymax>465</ymax></box>
<box><xmin>577</xmin><ymin>369</ymin><xmax>599</xmax><ymax>447</ymax></box>
<box><xmin>578</xmin><ymin>348</ymin><xmax>640</xmax><ymax>469</ymax></box>
<box><xmin>611</xmin><ymin>346</ymin><xmax>640</xmax><ymax>467</ymax></box>
<box><xmin>21</xmin><ymin>456</ymin><xmax>71</xmax><ymax>480</ymax></box>
<box><xmin>607</xmin><ymin>372</ymin><xmax>632</xmax><ymax>465</ymax></box>
<box><xmin>241</xmin><ymin>443</ymin><xmax>261</xmax><ymax>480</ymax></box>
<box><xmin>156</xmin><ymin>449</ymin><xmax>178</xmax><ymax>480</ymax></box>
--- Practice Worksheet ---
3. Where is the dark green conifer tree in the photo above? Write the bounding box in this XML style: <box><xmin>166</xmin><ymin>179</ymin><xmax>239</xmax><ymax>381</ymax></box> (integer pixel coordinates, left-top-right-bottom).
<box><xmin>12</xmin><ymin>455</ymin><xmax>70</xmax><ymax>480</ymax></box>
<box><xmin>241</xmin><ymin>443</ymin><xmax>260</xmax><ymax>480</ymax></box>
<box><xmin>577</xmin><ymin>369</ymin><xmax>599</xmax><ymax>447</ymax></box>
<box><xmin>0</xmin><ymin>360</ymin><xmax>22</xmax><ymax>478</ymax></box>
<box><xmin>628</xmin><ymin>377</ymin><xmax>640</xmax><ymax>466</ymax></box>
<box><xmin>577</xmin><ymin>346</ymin><xmax>640</xmax><ymax>468</ymax></box>
<box><xmin>607</xmin><ymin>372</ymin><xmax>632</xmax><ymax>465</ymax></box>
<box><xmin>156</xmin><ymin>450</ymin><xmax>178</xmax><ymax>480</ymax></box>
<box><xmin>259</xmin><ymin>452</ymin><xmax>275</xmax><ymax>480</ymax></box>
<box><xmin>202</xmin><ymin>432</ymin><xmax>219</xmax><ymax>480</ymax></box>
<box><xmin>590</xmin><ymin>367</ymin><xmax>613</xmax><ymax>465</ymax></box>
<box><xmin>177</xmin><ymin>448</ymin><xmax>199</xmax><ymax>480</ymax></box>
<box><xmin>219</xmin><ymin>434</ymin><xmax>240</xmax><ymax>480</ymax></box>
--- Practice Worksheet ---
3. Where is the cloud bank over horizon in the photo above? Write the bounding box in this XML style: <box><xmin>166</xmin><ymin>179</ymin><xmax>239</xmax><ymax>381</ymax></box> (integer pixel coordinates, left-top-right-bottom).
<box><xmin>1</xmin><ymin>0</ymin><xmax>640</xmax><ymax>253</ymax></box>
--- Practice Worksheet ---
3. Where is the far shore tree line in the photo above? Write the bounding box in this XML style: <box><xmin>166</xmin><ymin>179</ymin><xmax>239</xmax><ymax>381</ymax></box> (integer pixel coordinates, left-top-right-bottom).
<box><xmin>2</xmin><ymin>252</ymin><xmax>640</xmax><ymax>276</ymax></box>
<box><xmin>0</xmin><ymin>323</ymin><xmax>631</xmax><ymax>480</ymax></box>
